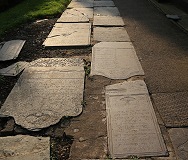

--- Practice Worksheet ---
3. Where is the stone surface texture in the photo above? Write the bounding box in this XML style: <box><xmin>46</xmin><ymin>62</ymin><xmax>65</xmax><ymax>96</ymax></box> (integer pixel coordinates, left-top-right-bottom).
<box><xmin>68</xmin><ymin>0</ymin><xmax>94</xmax><ymax>8</ymax></box>
<box><xmin>0</xmin><ymin>62</ymin><xmax>28</xmax><ymax>76</ymax></box>
<box><xmin>93</xmin><ymin>16</ymin><xmax>124</xmax><ymax>26</ymax></box>
<box><xmin>94</xmin><ymin>7</ymin><xmax>120</xmax><ymax>16</ymax></box>
<box><xmin>0</xmin><ymin>40</ymin><xmax>25</xmax><ymax>61</ymax></box>
<box><xmin>91</xmin><ymin>42</ymin><xmax>144</xmax><ymax>79</ymax></box>
<box><xmin>57</xmin><ymin>8</ymin><xmax>93</xmax><ymax>22</ymax></box>
<box><xmin>43</xmin><ymin>23</ymin><xmax>91</xmax><ymax>47</ymax></box>
<box><xmin>105</xmin><ymin>80</ymin><xmax>167</xmax><ymax>158</ymax></box>
<box><xmin>94</xmin><ymin>27</ymin><xmax>130</xmax><ymax>42</ymax></box>
<box><xmin>0</xmin><ymin>135</ymin><xmax>50</xmax><ymax>160</ymax></box>
<box><xmin>94</xmin><ymin>1</ymin><xmax>115</xmax><ymax>7</ymax></box>
<box><xmin>169</xmin><ymin>128</ymin><xmax>188</xmax><ymax>160</ymax></box>
<box><xmin>0</xmin><ymin>65</ymin><xmax>85</xmax><ymax>131</ymax></box>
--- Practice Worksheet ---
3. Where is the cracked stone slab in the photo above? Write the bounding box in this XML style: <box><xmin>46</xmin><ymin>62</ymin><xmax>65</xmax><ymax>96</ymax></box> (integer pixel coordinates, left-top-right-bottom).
<box><xmin>57</xmin><ymin>8</ymin><xmax>93</xmax><ymax>22</ymax></box>
<box><xmin>105</xmin><ymin>80</ymin><xmax>167</xmax><ymax>158</ymax></box>
<box><xmin>94</xmin><ymin>7</ymin><xmax>120</xmax><ymax>16</ymax></box>
<box><xmin>0</xmin><ymin>40</ymin><xmax>25</xmax><ymax>61</ymax></box>
<box><xmin>0</xmin><ymin>135</ymin><xmax>50</xmax><ymax>160</ymax></box>
<box><xmin>93</xmin><ymin>27</ymin><xmax>130</xmax><ymax>42</ymax></box>
<box><xmin>93</xmin><ymin>16</ymin><xmax>125</xmax><ymax>26</ymax></box>
<box><xmin>68</xmin><ymin>0</ymin><xmax>94</xmax><ymax>8</ymax></box>
<box><xmin>0</xmin><ymin>66</ymin><xmax>85</xmax><ymax>131</ymax></box>
<box><xmin>0</xmin><ymin>62</ymin><xmax>28</xmax><ymax>76</ymax></box>
<box><xmin>43</xmin><ymin>23</ymin><xmax>91</xmax><ymax>47</ymax></box>
<box><xmin>169</xmin><ymin>128</ymin><xmax>188</xmax><ymax>160</ymax></box>
<box><xmin>91</xmin><ymin>42</ymin><xmax>144</xmax><ymax>79</ymax></box>
<box><xmin>94</xmin><ymin>1</ymin><xmax>115</xmax><ymax>7</ymax></box>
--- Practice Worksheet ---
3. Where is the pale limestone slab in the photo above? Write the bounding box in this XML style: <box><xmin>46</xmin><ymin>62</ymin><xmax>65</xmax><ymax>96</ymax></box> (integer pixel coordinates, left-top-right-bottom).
<box><xmin>93</xmin><ymin>16</ymin><xmax>125</xmax><ymax>26</ymax></box>
<box><xmin>57</xmin><ymin>8</ymin><xmax>93</xmax><ymax>22</ymax></box>
<box><xmin>0</xmin><ymin>135</ymin><xmax>50</xmax><ymax>160</ymax></box>
<box><xmin>105</xmin><ymin>80</ymin><xmax>167</xmax><ymax>158</ymax></box>
<box><xmin>93</xmin><ymin>27</ymin><xmax>130</xmax><ymax>42</ymax></box>
<box><xmin>0</xmin><ymin>40</ymin><xmax>25</xmax><ymax>61</ymax></box>
<box><xmin>68</xmin><ymin>1</ymin><xmax>94</xmax><ymax>8</ymax></box>
<box><xmin>43</xmin><ymin>23</ymin><xmax>91</xmax><ymax>47</ymax></box>
<box><xmin>0</xmin><ymin>66</ymin><xmax>85</xmax><ymax>131</ymax></box>
<box><xmin>94</xmin><ymin>7</ymin><xmax>120</xmax><ymax>16</ymax></box>
<box><xmin>91</xmin><ymin>42</ymin><xmax>144</xmax><ymax>79</ymax></box>
<box><xmin>0</xmin><ymin>62</ymin><xmax>28</xmax><ymax>76</ymax></box>
<box><xmin>94</xmin><ymin>1</ymin><xmax>115</xmax><ymax>7</ymax></box>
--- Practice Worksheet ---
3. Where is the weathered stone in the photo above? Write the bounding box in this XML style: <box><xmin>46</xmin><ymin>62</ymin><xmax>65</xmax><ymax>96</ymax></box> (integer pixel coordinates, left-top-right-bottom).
<box><xmin>94</xmin><ymin>27</ymin><xmax>130</xmax><ymax>42</ymax></box>
<box><xmin>93</xmin><ymin>16</ymin><xmax>125</xmax><ymax>26</ymax></box>
<box><xmin>0</xmin><ymin>40</ymin><xmax>25</xmax><ymax>61</ymax></box>
<box><xmin>94</xmin><ymin>7</ymin><xmax>120</xmax><ymax>16</ymax></box>
<box><xmin>57</xmin><ymin>8</ymin><xmax>93</xmax><ymax>22</ymax></box>
<box><xmin>0</xmin><ymin>135</ymin><xmax>50</xmax><ymax>160</ymax></box>
<box><xmin>91</xmin><ymin>42</ymin><xmax>144</xmax><ymax>79</ymax></box>
<box><xmin>68</xmin><ymin>0</ymin><xmax>94</xmax><ymax>8</ymax></box>
<box><xmin>94</xmin><ymin>1</ymin><xmax>115</xmax><ymax>7</ymax></box>
<box><xmin>166</xmin><ymin>14</ymin><xmax>180</xmax><ymax>20</ymax></box>
<box><xmin>0</xmin><ymin>66</ymin><xmax>85</xmax><ymax>131</ymax></box>
<box><xmin>169</xmin><ymin>128</ymin><xmax>188</xmax><ymax>160</ymax></box>
<box><xmin>0</xmin><ymin>62</ymin><xmax>28</xmax><ymax>76</ymax></box>
<box><xmin>105</xmin><ymin>80</ymin><xmax>167</xmax><ymax>158</ymax></box>
<box><xmin>43</xmin><ymin>23</ymin><xmax>91</xmax><ymax>47</ymax></box>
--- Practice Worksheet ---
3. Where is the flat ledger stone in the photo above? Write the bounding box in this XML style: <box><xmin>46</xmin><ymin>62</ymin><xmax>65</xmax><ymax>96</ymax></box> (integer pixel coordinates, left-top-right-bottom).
<box><xmin>0</xmin><ymin>135</ymin><xmax>50</xmax><ymax>160</ymax></box>
<box><xmin>0</xmin><ymin>66</ymin><xmax>85</xmax><ymax>131</ymax></box>
<box><xmin>94</xmin><ymin>1</ymin><xmax>115</xmax><ymax>7</ymax></box>
<box><xmin>43</xmin><ymin>23</ymin><xmax>91</xmax><ymax>47</ymax></box>
<box><xmin>93</xmin><ymin>16</ymin><xmax>125</xmax><ymax>26</ymax></box>
<box><xmin>94</xmin><ymin>27</ymin><xmax>130</xmax><ymax>42</ymax></box>
<box><xmin>105</xmin><ymin>80</ymin><xmax>167</xmax><ymax>158</ymax></box>
<box><xmin>57</xmin><ymin>8</ymin><xmax>93</xmax><ymax>22</ymax></box>
<box><xmin>91</xmin><ymin>42</ymin><xmax>144</xmax><ymax>79</ymax></box>
<box><xmin>68</xmin><ymin>1</ymin><xmax>94</xmax><ymax>8</ymax></box>
<box><xmin>0</xmin><ymin>62</ymin><xmax>28</xmax><ymax>76</ymax></box>
<box><xmin>0</xmin><ymin>40</ymin><xmax>25</xmax><ymax>61</ymax></box>
<box><xmin>94</xmin><ymin>7</ymin><xmax>120</xmax><ymax>16</ymax></box>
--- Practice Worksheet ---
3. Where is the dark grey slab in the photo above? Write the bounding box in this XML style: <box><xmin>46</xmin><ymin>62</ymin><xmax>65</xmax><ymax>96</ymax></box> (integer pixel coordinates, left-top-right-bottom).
<box><xmin>152</xmin><ymin>92</ymin><xmax>188</xmax><ymax>127</ymax></box>
<box><xmin>0</xmin><ymin>66</ymin><xmax>85</xmax><ymax>131</ymax></box>
<box><xmin>94</xmin><ymin>1</ymin><xmax>115</xmax><ymax>7</ymax></box>
<box><xmin>0</xmin><ymin>40</ymin><xmax>25</xmax><ymax>61</ymax></box>
<box><xmin>0</xmin><ymin>135</ymin><xmax>50</xmax><ymax>160</ymax></box>
<box><xmin>106</xmin><ymin>80</ymin><xmax>167</xmax><ymax>158</ymax></box>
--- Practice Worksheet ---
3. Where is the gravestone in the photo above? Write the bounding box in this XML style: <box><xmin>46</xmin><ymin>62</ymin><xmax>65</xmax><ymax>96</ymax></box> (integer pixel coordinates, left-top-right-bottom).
<box><xmin>93</xmin><ymin>27</ymin><xmax>130</xmax><ymax>42</ymax></box>
<box><xmin>0</xmin><ymin>135</ymin><xmax>50</xmax><ymax>160</ymax></box>
<box><xmin>43</xmin><ymin>23</ymin><xmax>91</xmax><ymax>47</ymax></box>
<box><xmin>94</xmin><ymin>7</ymin><xmax>120</xmax><ymax>16</ymax></box>
<box><xmin>91</xmin><ymin>42</ymin><xmax>144</xmax><ymax>79</ymax></box>
<box><xmin>0</xmin><ymin>65</ymin><xmax>85</xmax><ymax>131</ymax></box>
<box><xmin>0</xmin><ymin>40</ymin><xmax>25</xmax><ymax>61</ymax></box>
<box><xmin>93</xmin><ymin>16</ymin><xmax>125</xmax><ymax>26</ymax></box>
<box><xmin>105</xmin><ymin>80</ymin><xmax>167</xmax><ymax>158</ymax></box>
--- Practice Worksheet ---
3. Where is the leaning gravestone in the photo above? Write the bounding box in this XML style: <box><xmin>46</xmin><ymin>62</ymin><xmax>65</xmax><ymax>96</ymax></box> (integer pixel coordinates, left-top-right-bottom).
<box><xmin>0</xmin><ymin>59</ymin><xmax>85</xmax><ymax>131</ymax></box>
<box><xmin>0</xmin><ymin>135</ymin><xmax>50</xmax><ymax>160</ymax></box>
<box><xmin>105</xmin><ymin>80</ymin><xmax>167</xmax><ymax>158</ymax></box>
<box><xmin>43</xmin><ymin>23</ymin><xmax>91</xmax><ymax>47</ymax></box>
<box><xmin>0</xmin><ymin>40</ymin><xmax>25</xmax><ymax>61</ymax></box>
<box><xmin>91</xmin><ymin>42</ymin><xmax>144</xmax><ymax>79</ymax></box>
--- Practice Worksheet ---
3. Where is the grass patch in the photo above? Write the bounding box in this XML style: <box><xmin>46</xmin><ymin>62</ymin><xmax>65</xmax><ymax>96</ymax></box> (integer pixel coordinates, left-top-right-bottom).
<box><xmin>0</xmin><ymin>0</ymin><xmax>71</xmax><ymax>36</ymax></box>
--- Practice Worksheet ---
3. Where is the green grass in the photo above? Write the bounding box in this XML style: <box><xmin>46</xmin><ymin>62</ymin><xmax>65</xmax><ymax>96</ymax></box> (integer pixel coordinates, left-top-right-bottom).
<box><xmin>0</xmin><ymin>0</ymin><xmax>71</xmax><ymax>36</ymax></box>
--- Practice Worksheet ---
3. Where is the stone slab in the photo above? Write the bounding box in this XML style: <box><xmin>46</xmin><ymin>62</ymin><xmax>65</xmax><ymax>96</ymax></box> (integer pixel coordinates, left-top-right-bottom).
<box><xmin>93</xmin><ymin>27</ymin><xmax>130</xmax><ymax>42</ymax></box>
<box><xmin>0</xmin><ymin>62</ymin><xmax>28</xmax><ymax>76</ymax></box>
<box><xmin>0</xmin><ymin>66</ymin><xmax>85</xmax><ymax>131</ymax></box>
<box><xmin>91</xmin><ymin>42</ymin><xmax>144</xmax><ymax>79</ymax></box>
<box><xmin>43</xmin><ymin>23</ymin><xmax>91</xmax><ymax>47</ymax></box>
<box><xmin>105</xmin><ymin>80</ymin><xmax>167</xmax><ymax>158</ymax></box>
<box><xmin>0</xmin><ymin>40</ymin><xmax>25</xmax><ymax>61</ymax></box>
<box><xmin>152</xmin><ymin>92</ymin><xmax>188</xmax><ymax>127</ymax></box>
<box><xmin>68</xmin><ymin>1</ymin><xmax>94</xmax><ymax>8</ymax></box>
<box><xmin>93</xmin><ymin>16</ymin><xmax>125</xmax><ymax>26</ymax></box>
<box><xmin>0</xmin><ymin>135</ymin><xmax>50</xmax><ymax>160</ymax></box>
<box><xmin>94</xmin><ymin>1</ymin><xmax>115</xmax><ymax>7</ymax></box>
<box><xmin>57</xmin><ymin>8</ymin><xmax>93</xmax><ymax>22</ymax></box>
<box><xmin>169</xmin><ymin>128</ymin><xmax>188</xmax><ymax>160</ymax></box>
<box><xmin>94</xmin><ymin>7</ymin><xmax>120</xmax><ymax>16</ymax></box>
